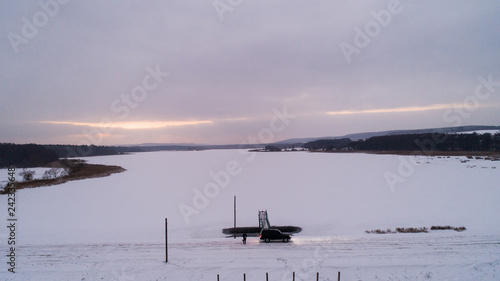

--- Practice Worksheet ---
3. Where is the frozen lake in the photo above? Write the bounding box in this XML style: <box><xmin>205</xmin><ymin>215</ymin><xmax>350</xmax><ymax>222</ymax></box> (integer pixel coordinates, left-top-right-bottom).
<box><xmin>1</xmin><ymin>150</ymin><xmax>499</xmax><ymax>280</ymax></box>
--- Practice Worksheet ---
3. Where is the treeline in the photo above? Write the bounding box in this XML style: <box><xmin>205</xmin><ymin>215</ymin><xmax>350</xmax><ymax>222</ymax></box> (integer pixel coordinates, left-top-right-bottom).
<box><xmin>350</xmin><ymin>132</ymin><xmax>500</xmax><ymax>151</ymax></box>
<box><xmin>45</xmin><ymin>144</ymin><xmax>203</xmax><ymax>158</ymax></box>
<box><xmin>45</xmin><ymin>145</ymin><xmax>127</xmax><ymax>158</ymax></box>
<box><xmin>0</xmin><ymin>143</ymin><xmax>59</xmax><ymax>168</ymax></box>
<box><xmin>304</xmin><ymin>132</ymin><xmax>500</xmax><ymax>152</ymax></box>
<box><xmin>0</xmin><ymin>143</ymin><xmax>131</xmax><ymax>168</ymax></box>
<box><xmin>303</xmin><ymin>138</ymin><xmax>352</xmax><ymax>150</ymax></box>
<box><xmin>0</xmin><ymin>143</ymin><xmax>203</xmax><ymax>168</ymax></box>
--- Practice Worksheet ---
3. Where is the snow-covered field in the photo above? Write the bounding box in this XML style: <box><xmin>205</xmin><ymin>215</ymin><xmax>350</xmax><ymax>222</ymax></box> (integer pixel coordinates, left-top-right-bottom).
<box><xmin>457</xmin><ymin>130</ymin><xmax>499</xmax><ymax>135</ymax></box>
<box><xmin>1</xmin><ymin>150</ymin><xmax>499</xmax><ymax>280</ymax></box>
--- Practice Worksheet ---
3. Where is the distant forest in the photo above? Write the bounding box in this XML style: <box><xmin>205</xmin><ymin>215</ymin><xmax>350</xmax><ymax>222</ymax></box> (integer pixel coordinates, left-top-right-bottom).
<box><xmin>304</xmin><ymin>132</ymin><xmax>500</xmax><ymax>152</ymax></box>
<box><xmin>0</xmin><ymin>143</ymin><xmax>59</xmax><ymax>168</ymax></box>
<box><xmin>0</xmin><ymin>143</ymin><xmax>203</xmax><ymax>168</ymax></box>
<box><xmin>44</xmin><ymin>144</ymin><xmax>204</xmax><ymax>158</ymax></box>
<box><xmin>303</xmin><ymin>138</ymin><xmax>352</xmax><ymax>150</ymax></box>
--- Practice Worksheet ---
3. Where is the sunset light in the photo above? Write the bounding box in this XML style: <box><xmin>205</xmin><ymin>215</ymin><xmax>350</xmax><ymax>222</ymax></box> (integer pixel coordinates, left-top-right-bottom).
<box><xmin>41</xmin><ymin>120</ymin><xmax>213</xmax><ymax>130</ymax></box>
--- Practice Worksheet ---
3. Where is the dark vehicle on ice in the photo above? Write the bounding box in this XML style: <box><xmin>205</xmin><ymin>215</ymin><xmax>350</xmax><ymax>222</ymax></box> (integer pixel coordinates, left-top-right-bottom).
<box><xmin>260</xmin><ymin>229</ymin><xmax>291</xmax><ymax>243</ymax></box>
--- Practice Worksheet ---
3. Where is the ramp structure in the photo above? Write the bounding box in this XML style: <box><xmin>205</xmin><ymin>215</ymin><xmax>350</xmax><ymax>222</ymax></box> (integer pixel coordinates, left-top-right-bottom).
<box><xmin>258</xmin><ymin>210</ymin><xmax>271</xmax><ymax>230</ymax></box>
<box><xmin>222</xmin><ymin>209</ymin><xmax>301</xmax><ymax>237</ymax></box>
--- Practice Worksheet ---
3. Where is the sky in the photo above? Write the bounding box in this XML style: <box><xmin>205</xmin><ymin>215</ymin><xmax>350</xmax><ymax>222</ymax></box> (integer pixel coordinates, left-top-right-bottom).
<box><xmin>1</xmin><ymin>0</ymin><xmax>499</xmax><ymax>145</ymax></box>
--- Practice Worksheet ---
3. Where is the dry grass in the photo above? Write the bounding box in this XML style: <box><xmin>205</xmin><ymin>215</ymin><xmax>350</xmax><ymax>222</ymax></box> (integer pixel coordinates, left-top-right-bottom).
<box><xmin>365</xmin><ymin>229</ymin><xmax>396</xmax><ymax>234</ymax></box>
<box><xmin>396</xmin><ymin>227</ymin><xmax>429</xmax><ymax>233</ymax></box>
<box><xmin>431</xmin><ymin>225</ymin><xmax>467</xmax><ymax>232</ymax></box>
<box><xmin>366</xmin><ymin>226</ymin><xmax>467</xmax><ymax>234</ymax></box>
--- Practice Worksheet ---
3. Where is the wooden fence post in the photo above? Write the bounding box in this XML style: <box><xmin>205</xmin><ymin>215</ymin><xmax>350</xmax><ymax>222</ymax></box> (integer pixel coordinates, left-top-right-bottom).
<box><xmin>266</xmin><ymin>272</ymin><xmax>268</xmax><ymax>281</ymax></box>
<box><xmin>316</xmin><ymin>272</ymin><xmax>319</xmax><ymax>281</ymax></box>
<box><xmin>292</xmin><ymin>271</ymin><xmax>295</xmax><ymax>281</ymax></box>
<box><xmin>243</xmin><ymin>273</ymin><xmax>246</xmax><ymax>281</ymax></box>
<box><xmin>233</xmin><ymin>196</ymin><xmax>236</xmax><ymax>239</ymax></box>
<box><xmin>165</xmin><ymin>218</ymin><xmax>168</xmax><ymax>263</ymax></box>
<box><xmin>338</xmin><ymin>271</ymin><xmax>341</xmax><ymax>281</ymax></box>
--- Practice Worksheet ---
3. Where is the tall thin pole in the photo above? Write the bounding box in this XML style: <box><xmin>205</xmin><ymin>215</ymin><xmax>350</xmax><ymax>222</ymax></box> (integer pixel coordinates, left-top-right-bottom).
<box><xmin>233</xmin><ymin>196</ymin><xmax>236</xmax><ymax>239</ymax></box>
<box><xmin>165</xmin><ymin>218</ymin><xmax>168</xmax><ymax>262</ymax></box>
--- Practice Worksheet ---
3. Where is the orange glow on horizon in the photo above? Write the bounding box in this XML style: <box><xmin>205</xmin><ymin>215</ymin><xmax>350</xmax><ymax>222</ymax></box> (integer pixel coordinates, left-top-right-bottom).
<box><xmin>41</xmin><ymin>120</ymin><xmax>213</xmax><ymax>129</ymax></box>
<box><xmin>325</xmin><ymin>103</ymin><xmax>494</xmax><ymax>115</ymax></box>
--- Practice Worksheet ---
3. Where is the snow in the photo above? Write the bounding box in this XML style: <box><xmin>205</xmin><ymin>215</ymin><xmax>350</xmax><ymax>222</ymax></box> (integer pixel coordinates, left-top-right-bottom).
<box><xmin>457</xmin><ymin>129</ymin><xmax>499</xmax><ymax>135</ymax></box>
<box><xmin>0</xmin><ymin>150</ymin><xmax>499</xmax><ymax>280</ymax></box>
<box><xmin>0</xmin><ymin>167</ymin><xmax>55</xmax><ymax>189</ymax></box>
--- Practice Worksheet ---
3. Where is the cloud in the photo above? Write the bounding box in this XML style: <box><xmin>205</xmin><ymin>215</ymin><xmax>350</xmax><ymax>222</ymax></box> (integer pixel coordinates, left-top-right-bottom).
<box><xmin>40</xmin><ymin>120</ymin><xmax>213</xmax><ymax>130</ymax></box>
<box><xmin>326</xmin><ymin>103</ymin><xmax>500</xmax><ymax>115</ymax></box>
<box><xmin>1</xmin><ymin>1</ymin><xmax>499</xmax><ymax>144</ymax></box>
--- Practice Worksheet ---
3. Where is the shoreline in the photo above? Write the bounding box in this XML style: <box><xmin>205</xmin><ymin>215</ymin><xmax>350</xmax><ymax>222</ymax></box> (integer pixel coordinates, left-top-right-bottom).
<box><xmin>1</xmin><ymin>159</ymin><xmax>125</xmax><ymax>194</ymax></box>
<box><xmin>3</xmin><ymin>149</ymin><xmax>498</xmax><ymax>194</ymax></box>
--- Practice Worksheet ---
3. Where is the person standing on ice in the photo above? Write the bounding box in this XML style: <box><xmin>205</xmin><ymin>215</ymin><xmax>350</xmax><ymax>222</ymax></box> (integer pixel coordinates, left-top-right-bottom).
<box><xmin>242</xmin><ymin>233</ymin><xmax>247</xmax><ymax>244</ymax></box>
